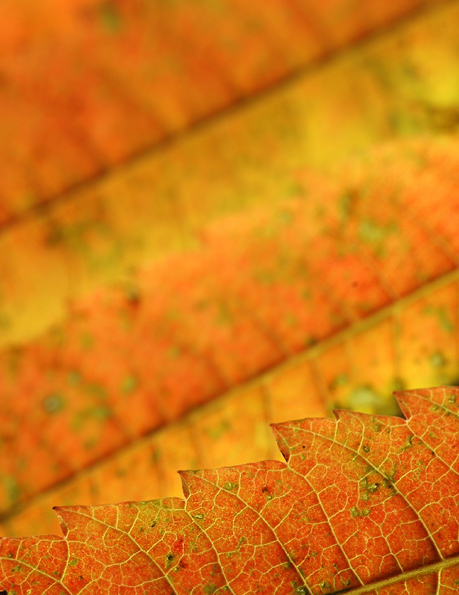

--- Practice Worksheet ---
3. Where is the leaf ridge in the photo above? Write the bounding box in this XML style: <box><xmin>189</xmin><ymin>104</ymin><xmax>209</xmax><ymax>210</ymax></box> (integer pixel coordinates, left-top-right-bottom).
<box><xmin>284</xmin><ymin>417</ymin><xmax>444</xmax><ymax>561</ymax></box>
<box><xmin>188</xmin><ymin>471</ymin><xmax>308</xmax><ymax>590</ymax></box>
<box><xmin>182</xmin><ymin>503</ymin><xmax>238</xmax><ymax>595</ymax></box>
<box><xmin>275</xmin><ymin>458</ymin><xmax>363</xmax><ymax>589</ymax></box>
<box><xmin>58</xmin><ymin>507</ymin><xmax>179</xmax><ymax>594</ymax></box>
<box><xmin>283</xmin><ymin>461</ymin><xmax>381</xmax><ymax>588</ymax></box>
<box><xmin>1</xmin><ymin>541</ymin><xmax>72</xmax><ymax>595</ymax></box>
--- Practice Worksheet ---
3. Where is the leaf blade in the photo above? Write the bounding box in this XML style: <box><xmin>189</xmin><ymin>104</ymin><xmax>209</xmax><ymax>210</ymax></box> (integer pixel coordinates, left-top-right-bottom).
<box><xmin>2</xmin><ymin>387</ymin><xmax>459</xmax><ymax>593</ymax></box>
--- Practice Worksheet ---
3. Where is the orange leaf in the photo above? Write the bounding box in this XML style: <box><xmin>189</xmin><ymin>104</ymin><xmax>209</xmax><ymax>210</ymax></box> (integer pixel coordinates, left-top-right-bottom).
<box><xmin>1</xmin><ymin>386</ymin><xmax>459</xmax><ymax>593</ymax></box>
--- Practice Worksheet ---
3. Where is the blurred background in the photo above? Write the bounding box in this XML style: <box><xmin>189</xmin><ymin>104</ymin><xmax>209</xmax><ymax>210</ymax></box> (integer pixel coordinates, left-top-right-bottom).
<box><xmin>1</xmin><ymin>0</ymin><xmax>459</xmax><ymax>537</ymax></box>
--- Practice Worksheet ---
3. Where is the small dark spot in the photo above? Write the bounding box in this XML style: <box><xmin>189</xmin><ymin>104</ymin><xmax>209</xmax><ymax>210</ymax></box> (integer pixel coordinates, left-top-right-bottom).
<box><xmin>262</xmin><ymin>486</ymin><xmax>272</xmax><ymax>499</ymax></box>
<box><xmin>362</xmin><ymin>445</ymin><xmax>370</xmax><ymax>454</ymax></box>
<box><xmin>126</xmin><ymin>287</ymin><xmax>141</xmax><ymax>306</ymax></box>
<box><xmin>305</xmin><ymin>336</ymin><xmax>318</xmax><ymax>348</ymax></box>
<box><xmin>151</xmin><ymin>521</ymin><xmax>157</xmax><ymax>528</ymax></box>
<box><xmin>165</xmin><ymin>552</ymin><xmax>175</xmax><ymax>569</ymax></box>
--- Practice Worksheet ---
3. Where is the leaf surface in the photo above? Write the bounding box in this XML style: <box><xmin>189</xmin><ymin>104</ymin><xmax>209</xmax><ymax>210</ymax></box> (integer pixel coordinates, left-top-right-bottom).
<box><xmin>2</xmin><ymin>0</ymin><xmax>459</xmax><ymax>540</ymax></box>
<box><xmin>0</xmin><ymin>0</ymin><xmax>427</xmax><ymax>222</ymax></box>
<box><xmin>1</xmin><ymin>386</ymin><xmax>459</xmax><ymax>594</ymax></box>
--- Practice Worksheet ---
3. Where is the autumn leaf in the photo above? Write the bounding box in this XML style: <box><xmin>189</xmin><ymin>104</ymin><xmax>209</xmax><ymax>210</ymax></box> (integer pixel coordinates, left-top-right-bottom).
<box><xmin>0</xmin><ymin>0</ymin><xmax>430</xmax><ymax>222</ymax></box>
<box><xmin>1</xmin><ymin>386</ymin><xmax>459</xmax><ymax>594</ymax></box>
<box><xmin>2</xmin><ymin>133</ymin><xmax>459</xmax><ymax>536</ymax></box>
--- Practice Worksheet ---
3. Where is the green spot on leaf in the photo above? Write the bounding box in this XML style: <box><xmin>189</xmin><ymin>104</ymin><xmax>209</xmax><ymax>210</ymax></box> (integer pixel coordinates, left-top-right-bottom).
<box><xmin>43</xmin><ymin>393</ymin><xmax>66</xmax><ymax>414</ymax></box>
<box><xmin>223</xmin><ymin>482</ymin><xmax>238</xmax><ymax>491</ymax></box>
<box><xmin>68</xmin><ymin>371</ymin><xmax>82</xmax><ymax>386</ymax></box>
<box><xmin>423</xmin><ymin>305</ymin><xmax>454</xmax><ymax>333</ymax></box>
<box><xmin>122</xmin><ymin>375</ymin><xmax>138</xmax><ymax>394</ymax></box>
<box><xmin>99</xmin><ymin>2</ymin><xmax>123</xmax><ymax>33</ymax></box>
<box><xmin>430</xmin><ymin>351</ymin><xmax>446</xmax><ymax>368</ymax></box>
<box><xmin>4</xmin><ymin>476</ymin><xmax>21</xmax><ymax>505</ymax></box>
<box><xmin>401</xmin><ymin>434</ymin><xmax>413</xmax><ymax>451</ymax></box>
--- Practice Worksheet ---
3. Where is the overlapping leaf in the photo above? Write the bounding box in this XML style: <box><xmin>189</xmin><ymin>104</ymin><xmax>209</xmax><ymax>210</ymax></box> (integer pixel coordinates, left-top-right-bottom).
<box><xmin>0</xmin><ymin>0</ymin><xmax>426</xmax><ymax>222</ymax></box>
<box><xmin>1</xmin><ymin>386</ymin><xmax>459</xmax><ymax>594</ymax></box>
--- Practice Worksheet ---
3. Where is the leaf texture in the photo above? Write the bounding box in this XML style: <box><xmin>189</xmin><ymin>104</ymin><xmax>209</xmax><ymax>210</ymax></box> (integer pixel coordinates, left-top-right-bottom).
<box><xmin>1</xmin><ymin>386</ymin><xmax>459</xmax><ymax>594</ymax></box>
<box><xmin>0</xmin><ymin>0</ymin><xmax>429</xmax><ymax>223</ymax></box>
<box><xmin>1</xmin><ymin>136</ymin><xmax>459</xmax><ymax>517</ymax></box>
<box><xmin>2</xmin><ymin>0</ymin><xmax>459</xmax><ymax>540</ymax></box>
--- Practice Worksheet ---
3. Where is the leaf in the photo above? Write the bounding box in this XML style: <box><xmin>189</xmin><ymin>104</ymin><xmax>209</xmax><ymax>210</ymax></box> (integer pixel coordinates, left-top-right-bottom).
<box><xmin>2</xmin><ymin>386</ymin><xmax>459</xmax><ymax>594</ymax></box>
<box><xmin>3</xmin><ymin>133</ymin><xmax>459</xmax><ymax>532</ymax></box>
<box><xmin>0</xmin><ymin>0</ymin><xmax>427</xmax><ymax>222</ymax></box>
<box><xmin>2</xmin><ymin>0</ymin><xmax>459</xmax><ymax>538</ymax></box>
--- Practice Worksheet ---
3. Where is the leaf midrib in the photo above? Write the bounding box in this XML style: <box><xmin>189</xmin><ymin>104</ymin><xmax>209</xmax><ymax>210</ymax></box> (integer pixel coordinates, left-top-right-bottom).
<box><xmin>337</xmin><ymin>554</ymin><xmax>459</xmax><ymax>594</ymax></box>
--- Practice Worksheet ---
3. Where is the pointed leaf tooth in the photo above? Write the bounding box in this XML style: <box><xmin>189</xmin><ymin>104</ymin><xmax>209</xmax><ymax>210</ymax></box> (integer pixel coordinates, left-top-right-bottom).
<box><xmin>270</xmin><ymin>422</ymin><xmax>292</xmax><ymax>462</ymax></box>
<box><xmin>394</xmin><ymin>388</ymin><xmax>459</xmax><ymax>473</ymax></box>
<box><xmin>179</xmin><ymin>469</ymin><xmax>207</xmax><ymax>503</ymax></box>
<box><xmin>394</xmin><ymin>389</ymin><xmax>430</xmax><ymax>419</ymax></box>
<box><xmin>178</xmin><ymin>469</ymin><xmax>192</xmax><ymax>499</ymax></box>
<box><xmin>395</xmin><ymin>386</ymin><xmax>459</xmax><ymax>419</ymax></box>
<box><xmin>272</xmin><ymin>417</ymin><xmax>337</xmax><ymax>465</ymax></box>
<box><xmin>53</xmin><ymin>505</ymin><xmax>70</xmax><ymax>538</ymax></box>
